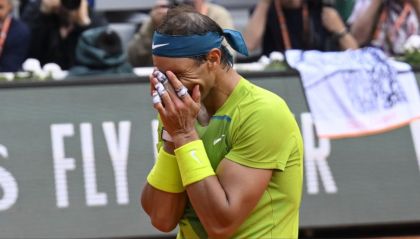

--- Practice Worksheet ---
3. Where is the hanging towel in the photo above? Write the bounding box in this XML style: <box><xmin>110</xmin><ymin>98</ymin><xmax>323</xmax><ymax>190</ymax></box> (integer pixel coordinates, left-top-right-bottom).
<box><xmin>286</xmin><ymin>47</ymin><xmax>420</xmax><ymax>139</ymax></box>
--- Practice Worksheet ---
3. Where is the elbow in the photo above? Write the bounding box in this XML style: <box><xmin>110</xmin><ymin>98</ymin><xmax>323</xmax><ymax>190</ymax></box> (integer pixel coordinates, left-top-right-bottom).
<box><xmin>140</xmin><ymin>189</ymin><xmax>178</xmax><ymax>232</ymax></box>
<box><xmin>151</xmin><ymin>216</ymin><xmax>178</xmax><ymax>233</ymax></box>
<box><xmin>203</xmin><ymin>217</ymin><xmax>238</xmax><ymax>239</ymax></box>
<box><xmin>146</xmin><ymin>202</ymin><xmax>179</xmax><ymax>232</ymax></box>
<box><xmin>206</xmin><ymin>226</ymin><xmax>236</xmax><ymax>239</ymax></box>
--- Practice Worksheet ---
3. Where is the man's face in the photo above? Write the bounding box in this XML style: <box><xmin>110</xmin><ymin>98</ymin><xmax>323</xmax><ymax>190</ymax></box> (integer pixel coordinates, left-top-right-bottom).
<box><xmin>153</xmin><ymin>55</ymin><xmax>212</xmax><ymax>100</ymax></box>
<box><xmin>0</xmin><ymin>0</ymin><xmax>12</xmax><ymax>22</ymax></box>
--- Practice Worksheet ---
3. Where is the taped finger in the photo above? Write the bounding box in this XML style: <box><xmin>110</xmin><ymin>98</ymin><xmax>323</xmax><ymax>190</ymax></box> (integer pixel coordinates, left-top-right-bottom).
<box><xmin>155</xmin><ymin>82</ymin><xmax>167</xmax><ymax>96</ymax></box>
<box><xmin>176</xmin><ymin>86</ymin><xmax>189</xmax><ymax>98</ymax></box>
<box><xmin>153</xmin><ymin>71</ymin><xmax>169</xmax><ymax>85</ymax></box>
<box><xmin>152</xmin><ymin>90</ymin><xmax>161</xmax><ymax>104</ymax></box>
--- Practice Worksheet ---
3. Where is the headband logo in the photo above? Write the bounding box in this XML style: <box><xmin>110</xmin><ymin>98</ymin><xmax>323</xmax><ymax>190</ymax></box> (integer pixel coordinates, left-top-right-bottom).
<box><xmin>152</xmin><ymin>43</ymin><xmax>170</xmax><ymax>50</ymax></box>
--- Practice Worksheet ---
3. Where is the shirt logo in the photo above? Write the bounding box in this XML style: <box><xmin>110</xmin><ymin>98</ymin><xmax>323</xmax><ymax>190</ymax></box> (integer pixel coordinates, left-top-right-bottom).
<box><xmin>152</xmin><ymin>43</ymin><xmax>170</xmax><ymax>50</ymax></box>
<box><xmin>213</xmin><ymin>134</ymin><xmax>225</xmax><ymax>145</ymax></box>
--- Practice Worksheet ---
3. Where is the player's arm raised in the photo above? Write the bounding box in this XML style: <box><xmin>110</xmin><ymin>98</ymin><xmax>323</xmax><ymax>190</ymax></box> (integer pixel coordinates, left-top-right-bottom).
<box><xmin>141</xmin><ymin>72</ymin><xmax>188</xmax><ymax>232</ymax></box>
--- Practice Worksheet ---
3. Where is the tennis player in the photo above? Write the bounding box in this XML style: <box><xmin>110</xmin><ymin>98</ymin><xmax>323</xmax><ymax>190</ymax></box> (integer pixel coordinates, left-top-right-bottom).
<box><xmin>142</xmin><ymin>4</ymin><xmax>303</xmax><ymax>238</ymax></box>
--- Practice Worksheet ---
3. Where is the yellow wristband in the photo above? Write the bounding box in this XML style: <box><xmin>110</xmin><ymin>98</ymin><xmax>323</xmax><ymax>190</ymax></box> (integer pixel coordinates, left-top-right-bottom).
<box><xmin>147</xmin><ymin>148</ymin><xmax>185</xmax><ymax>193</ymax></box>
<box><xmin>175</xmin><ymin>140</ymin><xmax>215</xmax><ymax>187</ymax></box>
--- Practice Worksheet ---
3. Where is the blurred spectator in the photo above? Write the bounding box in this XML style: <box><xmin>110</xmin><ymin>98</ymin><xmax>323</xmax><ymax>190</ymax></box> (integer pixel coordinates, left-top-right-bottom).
<box><xmin>87</xmin><ymin>0</ymin><xmax>94</xmax><ymax>8</ymax></box>
<box><xmin>243</xmin><ymin>0</ymin><xmax>358</xmax><ymax>57</ymax></box>
<box><xmin>21</xmin><ymin>0</ymin><xmax>97</xmax><ymax>15</ymax></box>
<box><xmin>349</xmin><ymin>0</ymin><xmax>420</xmax><ymax>56</ymax></box>
<box><xmin>0</xmin><ymin>0</ymin><xmax>30</xmax><ymax>72</ymax></box>
<box><xmin>127</xmin><ymin>0</ymin><xmax>234</xmax><ymax>67</ymax></box>
<box><xmin>21</xmin><ymin>0</ymin><xmax>107</xmax><ymax>70</ymax></box>
<box><xmin>335</xmin><ymin>0</ymin><xmax>355</xmax><ymax>22</ymax></box>
<box><xmin>18</xmin><ymin>0</ymin><xmax>29</xmax><ymax>16</ymax></box>
<box><xmin>68</xmin><ymin>26</ymin><xmax>133</xmax><ymax>77</ymax></box>
<box><xmin>185</xmin><ymin>0</ymin><xmax>233</xmax><ymax>28</ymax></box>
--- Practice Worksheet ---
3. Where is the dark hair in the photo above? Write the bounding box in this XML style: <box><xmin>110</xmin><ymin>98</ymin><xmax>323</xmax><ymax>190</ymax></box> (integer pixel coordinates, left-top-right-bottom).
<box><xmin>61</xmin><ymin>0</ymin><xmax>81</xmax><ymax>10</ymax></box>
<box><xmin>157</xmin><ymin>5</ymin><xmax>233</xmax><ymax>70</ymax></box>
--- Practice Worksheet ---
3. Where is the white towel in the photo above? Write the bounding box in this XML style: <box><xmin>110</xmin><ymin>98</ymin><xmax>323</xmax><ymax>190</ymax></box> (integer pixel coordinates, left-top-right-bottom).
<box><xmin>286</xmin><ymin>47</ymin><xmax>420</xmax><ymax>139</ymax></box>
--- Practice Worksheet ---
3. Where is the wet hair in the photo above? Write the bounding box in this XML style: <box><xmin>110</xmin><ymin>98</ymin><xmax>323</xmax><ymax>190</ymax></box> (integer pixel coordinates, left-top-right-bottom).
<box><xmin>156</xmin><ymin>5</ymin><xmax>233</xmax><ymax>70</ymax></box>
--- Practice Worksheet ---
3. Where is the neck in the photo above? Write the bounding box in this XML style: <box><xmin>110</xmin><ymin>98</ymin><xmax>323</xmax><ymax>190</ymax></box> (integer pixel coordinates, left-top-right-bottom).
<box><xmin>203</xmin><ymin>68</ymin><xmax>241</xmax><ymax>116</ymax></box>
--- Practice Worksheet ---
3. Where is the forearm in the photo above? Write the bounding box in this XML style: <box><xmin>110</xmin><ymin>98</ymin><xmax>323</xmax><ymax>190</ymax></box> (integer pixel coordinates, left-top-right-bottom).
<box><xmin>141</xmin><ymin>143</ymin><xmax>186</xmax><ymax>232</ymax></box>
<box><xmin>174</xmin><ymin>135</ymin><xmax>238</xmax><ymax>237</ymax></box>
<box><xmin>243</xmin><ymin>0</ymin><xmax>271</xmax><ymax>52</ymax></box>
<box><xmin>141</xmin><ymin>184</ymin><xmax>187</xmax><ymax>232</ymax></box>
<box><xmin>350</xmin><ymin>0</ymin><xmax>382</xmax><ymax>45</ymax></box>
<box><xmin>338</xmin><ymin>31</ymin><xmax>359</xmax><ymax>50</ymax></box>
<box><xmin>185</xmin><ymin>177</ymin><xmax>243</xmax><ymax>238</ymax></box>
<box><xmin>174</xmin><ymin>136</ymin><xmax>263</xmax><ymax>238</ymax></box>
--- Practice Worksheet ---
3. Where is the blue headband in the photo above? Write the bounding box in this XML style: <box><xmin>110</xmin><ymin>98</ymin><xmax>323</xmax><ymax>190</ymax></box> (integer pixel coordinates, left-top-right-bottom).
<box><xmin>152</xmin><ymin>29</ymin><xmax>249</xmax><ymax>57</ymax></box>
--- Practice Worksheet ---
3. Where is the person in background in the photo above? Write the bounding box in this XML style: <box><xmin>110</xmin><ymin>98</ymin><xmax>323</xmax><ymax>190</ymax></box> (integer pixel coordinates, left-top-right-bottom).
<box><xmin>243</xmin><ymin>0</ymin><xmax>358</xmax><ymax>58</ymax></box>
<box><xmin>127</xmin><ymin>0</ymin><xmax>234</xmax><ymax>67</ymax></box>
<box><xmin>335</xmin><ymin>0</ymin><xmax>355</xmax><ymax>22</ymax></box>
<box><xmin>185</xmin><ymin>0</ymin><xmax>233</xmax><ymax>29</ymax></box>
<box><xmin>68</xmin><ymin>26</ymin><xmax>133</xmax><ymax>77</ymax></box>
<box><xmin>0</xmin><ymin>0</ymin><xmax>30</xmax><ymax>72</ymax></box>
<box><xmin>19</xmin><ymin>0</ymin><xmax>93</xmax><ymax>15</ymax></box>
<box><xmin>21</xmin><ymin>0</ymin><xmax>107</xmax><ymax>70</ymax></box>
<box><xmin>141</xmin><ymin>5</ymin><xmax>303</xmax><ymax>238</ymax></box>
<box><xmin>349</xmin><ymin>0</ymin><xmax>420</xmax><ymax>56</ymax></box>
<box><xmin>127</xmin><ymin>0</ymin><xmax>169</xmax><ymax>67</ymax></box>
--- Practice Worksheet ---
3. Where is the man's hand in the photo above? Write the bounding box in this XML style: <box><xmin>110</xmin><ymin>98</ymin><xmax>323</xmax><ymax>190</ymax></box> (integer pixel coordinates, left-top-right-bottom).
<box><xmin>322</xmin><ymin>6</ymin><xmax>347</xmax><ymax>35</ymax></box>
<box><xmin>150</xmin><ymin>71</ymin><xmax>201</xmax><ymax>148</ymax></box>
<box><xmin>40</xmin><ymin>0</ymin><xmax>61</xmax><ymax>13</ymax></box>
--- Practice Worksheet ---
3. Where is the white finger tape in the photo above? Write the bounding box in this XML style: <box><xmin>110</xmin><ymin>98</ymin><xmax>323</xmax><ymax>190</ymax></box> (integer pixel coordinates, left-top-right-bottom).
<box><xmin>155</xmin><ymin>83</ymin><xmax>166</xmax><ymax>96</ymax></box>
<box><xmin>153</xmin><ymin>71</ymin><xmax>168</xmax><ymax>84</ymax></box>
<box><xmin>152</xmin><ymin>91</ymin><xmax>161</xmax><ymax>104</ymax></box>
<box><xmin>176</xmin><ymin>86</ymin><xmax>189</xmax><ymax>98</ymax></box>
